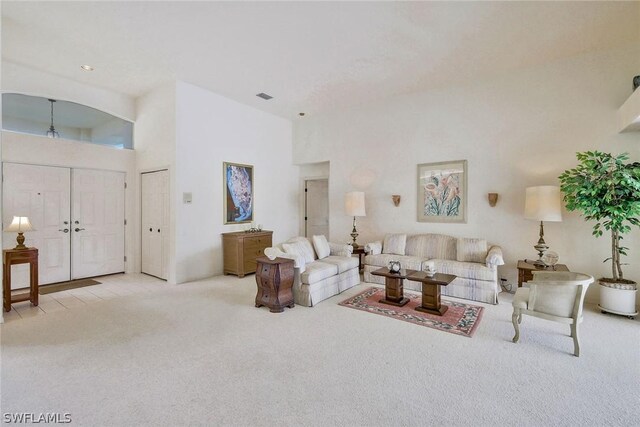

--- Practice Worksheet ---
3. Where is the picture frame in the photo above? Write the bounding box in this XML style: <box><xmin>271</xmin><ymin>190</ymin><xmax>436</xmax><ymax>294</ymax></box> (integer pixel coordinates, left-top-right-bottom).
<box><xmin>223</xmin><ymin>162</ymin><xmax>254</xmax><ymax>224</ymax></box>
<box><xmin>417</xmin><ymin>160</ymin><xmax>467</xmax><ymax>223</ymax></box>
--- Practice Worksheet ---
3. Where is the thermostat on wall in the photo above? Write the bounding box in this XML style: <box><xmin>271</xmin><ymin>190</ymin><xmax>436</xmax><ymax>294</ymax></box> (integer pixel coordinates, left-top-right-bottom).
<box><xmin>183</xmin><ymin>192</ymin><xmax>192</xmax><ymax>204</ymax></box>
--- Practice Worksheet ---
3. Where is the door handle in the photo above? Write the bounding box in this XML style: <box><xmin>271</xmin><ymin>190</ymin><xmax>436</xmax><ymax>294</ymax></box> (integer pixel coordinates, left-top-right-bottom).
<box><xmin>75</xmin><ymin>228</ymin><xmax>85</xmax><ymax>232</ymax></box>
<box><xmin>157</xmin><ymin>229</ymin><xmax>160</xmax><ymax>232</ymax></box>
<box><xmin>149</xmin><ymin>228</ymin><xmax>153</xmax><ymax>232</ymax></box>
<box><xmin>59</xmin><ymin>228</ymin><xmax>69</xmax><ymax>233</ymax></box>
<box><xmin>63</xmin><ymin>221</ymin><xmax>69</xmax><ymax>225</ymax></box>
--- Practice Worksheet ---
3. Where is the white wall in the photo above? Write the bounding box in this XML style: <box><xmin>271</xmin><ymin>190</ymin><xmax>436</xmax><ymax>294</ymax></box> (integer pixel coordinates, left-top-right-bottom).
<box><xmin>175</xmin><ymin>81</ymin><xmax>297</xmax><ymax>284</ymax></box>
<box><xmin>294</xmin><ymin>43</ymin><xmax>640</xmax><ymax>304</ymax></box>
<box><xmin>134</xmin><ymin>83</ymin><xmax>177</xmax><ymax>283</ymax></box>
<box><xmin>1</xmin><ymin>132</ymin><xmax>138</xmax><ymax>273</ymax></box>
<box><xmin>2</xmin><ymin>61</ymin><xmax>135</xmax><ymax>121</ymax></box>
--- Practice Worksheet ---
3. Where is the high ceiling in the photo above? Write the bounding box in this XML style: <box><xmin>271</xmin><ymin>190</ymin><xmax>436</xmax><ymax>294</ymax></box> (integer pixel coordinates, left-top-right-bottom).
<box><xmin>3</xmin><ymin>1</ymin><xmax>638</xmax><ymax>119</ymax></box>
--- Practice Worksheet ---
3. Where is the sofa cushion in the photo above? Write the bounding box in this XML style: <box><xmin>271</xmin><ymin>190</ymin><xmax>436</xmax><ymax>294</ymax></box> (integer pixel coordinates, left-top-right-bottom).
<box><xmin>364</xmin><ymin>253</ymin><xmax>424</xmax><ymax>271</ymax></box>
<box><xmin>456</xmin><ymin>238</ymin><xmax>487</xmax><ymax>263</ymax></box>
<box><xmin>284</xmin><ymin>237</ymin><xmax>316</xmax><ymax>263</ymax></box>
<box><xmin>312</xmin><ymin>235</ymin><xmax>331</xmax><ymax>259</ymax></box>
<box><xmin>318</xmin><ymin>255</ymin><xmax>358</xmax><ymax>273</ymax></box>
<box><xmin>383</xmin><ymin>234</ymin><xmax>407</xmax><ymax>255</ymax></box>
<box><xmin>405</xmin><ymin>234</ymin><xmax>456</xmax><ymax>260</ymax></box>
<box><xmin>430</xmin><ymin>259</ymin><xmax>495</xmax><ymax>281</ymax></box>
<box><xmin>300</xmin><ymin>261</ymin><xmax>339</xmax><ymax>285</ymax></box>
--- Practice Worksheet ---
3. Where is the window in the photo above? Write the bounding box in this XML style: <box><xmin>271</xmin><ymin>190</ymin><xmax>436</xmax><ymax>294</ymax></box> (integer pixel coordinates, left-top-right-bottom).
<box><xmin>2</xmin><ymin>93</ymin><xmax>133</xmax><ymax>149</ymax></box>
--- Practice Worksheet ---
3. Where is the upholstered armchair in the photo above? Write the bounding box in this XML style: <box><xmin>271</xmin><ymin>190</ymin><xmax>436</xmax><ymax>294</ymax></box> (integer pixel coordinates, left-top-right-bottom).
<box><xmin>512</xmin><ymin>271</ymin><xmax>594</xmax><ymax>357</ymax></box>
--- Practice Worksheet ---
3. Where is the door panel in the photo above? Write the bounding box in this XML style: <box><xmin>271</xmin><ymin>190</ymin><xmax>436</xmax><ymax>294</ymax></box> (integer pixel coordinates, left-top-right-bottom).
<box><xmin>141</xmin><ymin>170</ymin><xmax>168</xmax><ymax>279</ymax></box>
<box><xmin>305</xmin><ymin>179</ymin><xmax>329</xmax><ymax>237</ymax></box>
<box><xmin>71</xmin><ymin>169</ymin><xmax>125</xmax><ymax>279</ymax></box>
<box><xmin>2</xmin><ymin>163</ymin><xmax>71</xmax><ymax>288</ymax></box>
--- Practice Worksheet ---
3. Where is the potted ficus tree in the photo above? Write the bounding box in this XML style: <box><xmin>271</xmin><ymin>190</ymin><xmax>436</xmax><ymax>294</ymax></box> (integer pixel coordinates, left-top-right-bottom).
<box><xmin>559</xmin><ymin>151</ymin><xmax>640</xmax><ymax>318</ymax></box>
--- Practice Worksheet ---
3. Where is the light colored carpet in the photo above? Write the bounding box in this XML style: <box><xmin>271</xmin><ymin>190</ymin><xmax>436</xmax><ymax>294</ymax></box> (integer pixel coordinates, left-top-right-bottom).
<box><xmin>1</xmin><ymin>274</ymin><xmax>639</xmax><ymax>426</ymax></box>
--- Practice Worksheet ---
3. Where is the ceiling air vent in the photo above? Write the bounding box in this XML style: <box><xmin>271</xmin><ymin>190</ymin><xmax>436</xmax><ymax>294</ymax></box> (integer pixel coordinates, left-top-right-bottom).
<box><xmin>256</xmin><ymin>93</ymin><xmax>273</xmax><ymax>100</ymax></box>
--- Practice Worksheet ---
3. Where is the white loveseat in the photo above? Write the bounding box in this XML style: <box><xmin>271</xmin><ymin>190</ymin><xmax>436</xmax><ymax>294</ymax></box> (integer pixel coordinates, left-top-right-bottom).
<box><xmin>264</xmin><ymin>236</ymin><xmax>360</xmax><ymax>307</ymax></box>
<box><xmin>364</xmin><ymin>233</ymin><xmax>504</xmax><ymax>304</ymax></box>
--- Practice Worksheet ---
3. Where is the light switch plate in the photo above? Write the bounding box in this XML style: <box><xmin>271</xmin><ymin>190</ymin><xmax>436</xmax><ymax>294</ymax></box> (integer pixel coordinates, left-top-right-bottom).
<box><xmin>183</xmin><ymin>192</ymin><xmax>192</xmax><ymax>204</ymax></box>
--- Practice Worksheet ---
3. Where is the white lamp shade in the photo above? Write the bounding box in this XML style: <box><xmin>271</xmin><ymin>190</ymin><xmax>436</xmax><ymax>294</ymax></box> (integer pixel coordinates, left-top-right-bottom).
<box><xmin>524</xmin><ymin>186</ymin><xmax>562</xmax><ymax>222</ymax></box>
<box><xmin>345</xmin><ymin>191</ymin><xmax>366</xmax><ymax>217</ymax></box>
<box><xmin>4</xmin><ymin>216</ymin><xmax>35</xmax><ymax>232</ymax></box>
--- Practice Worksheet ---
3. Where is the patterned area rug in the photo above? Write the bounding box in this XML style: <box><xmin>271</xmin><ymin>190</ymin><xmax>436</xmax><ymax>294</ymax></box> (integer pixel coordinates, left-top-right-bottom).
<box><xmin>339</xmin><ymin>287</ymin><xmax>484</xmax><ymax>338</ymax></box>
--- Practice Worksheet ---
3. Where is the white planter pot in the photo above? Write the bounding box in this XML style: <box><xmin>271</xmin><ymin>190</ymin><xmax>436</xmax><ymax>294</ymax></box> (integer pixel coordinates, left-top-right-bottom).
<box><xmin>598</xmin><ymin>281</ymin><xmax>638</xmax><ymax>318</ymax></box>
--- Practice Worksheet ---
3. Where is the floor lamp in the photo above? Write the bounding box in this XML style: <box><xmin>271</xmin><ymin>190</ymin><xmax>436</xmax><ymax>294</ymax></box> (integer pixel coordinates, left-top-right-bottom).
<box><xmin>345</xmin><ymin>191</ymin><xmax>366</xmax><ymax>249</ymax></box>
<box><xmin>524</xmin><ymin>186</ymin><xmax>563</xmax><ymax>266</ymax></box>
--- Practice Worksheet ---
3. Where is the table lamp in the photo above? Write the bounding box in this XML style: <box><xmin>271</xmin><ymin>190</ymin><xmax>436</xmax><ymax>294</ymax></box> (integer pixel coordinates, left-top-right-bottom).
<box><xmin>345</xmin><ymin>191</ymin><xmax>366</xmax><ymax>248</ymax></box>
<box><xmin>4</xmin><ymin>216</ymin><xmax>35</xmax><ymax>250</ymax></box>
<box><xmin>524</xmin><ymin>186</ymin><xmax>562</xmax><ymax>266</ymax></box>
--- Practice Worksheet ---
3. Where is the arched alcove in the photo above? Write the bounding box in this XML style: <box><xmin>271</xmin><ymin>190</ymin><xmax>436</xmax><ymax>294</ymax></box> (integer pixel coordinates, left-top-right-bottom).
<box><xmin>2</xmin><ymin>93</ymin><xmax>133</xmax><ymax>149</ymax></box>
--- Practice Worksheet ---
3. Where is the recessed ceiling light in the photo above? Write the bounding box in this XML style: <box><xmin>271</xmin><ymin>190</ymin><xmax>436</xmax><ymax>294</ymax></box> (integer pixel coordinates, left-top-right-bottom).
<box><xmin>256</xmin><ymin>93</ymin><xmax>273</xmax><ymax>100</ymax></box>
<box><xmin>80</xmin><ymin>65</ymin><xmax>94</xmax><ymax>71</ymax></box>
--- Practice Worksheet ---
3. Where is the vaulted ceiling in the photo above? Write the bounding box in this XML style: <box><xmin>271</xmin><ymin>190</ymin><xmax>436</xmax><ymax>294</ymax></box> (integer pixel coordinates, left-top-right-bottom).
<box><xmin>3</xmin><ymin>1</ymin><xmax>638</xmax><ymax>119</ymax></box>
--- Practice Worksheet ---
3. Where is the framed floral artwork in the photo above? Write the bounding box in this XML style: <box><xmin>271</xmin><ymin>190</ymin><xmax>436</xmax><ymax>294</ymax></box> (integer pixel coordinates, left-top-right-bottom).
<box><xmin>417</xmin><ymin>160</ymin><xmax>467</xmax><ymax>223</ymax></box>
<box><xmin>223</xmin><ymin>162</ymin><xmax>254</xmax><ymax>224</ymax></box>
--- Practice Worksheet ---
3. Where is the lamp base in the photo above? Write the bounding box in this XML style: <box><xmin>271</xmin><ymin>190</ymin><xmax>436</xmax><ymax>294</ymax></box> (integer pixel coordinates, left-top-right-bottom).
<box><xmin>14</xmin><ymin>232</ymin><xmax>28</xmax><ymax>250</ymax></box>
<box><xmin>350</xmin><ymin>216</ymin><xmax>359</xmax><ymax>249</ymax></box>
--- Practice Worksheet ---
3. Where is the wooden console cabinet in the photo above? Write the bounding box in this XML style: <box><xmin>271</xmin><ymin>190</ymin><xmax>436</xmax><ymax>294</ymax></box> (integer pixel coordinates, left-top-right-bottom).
<box><xmin>222</xmin><ymin>230</ymin><xmax>273</xmax><ymax>277</ymax></box>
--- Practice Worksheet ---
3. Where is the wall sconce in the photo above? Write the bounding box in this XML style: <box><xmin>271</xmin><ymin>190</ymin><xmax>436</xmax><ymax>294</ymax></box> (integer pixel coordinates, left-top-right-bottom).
<box><xmin>392</xmin><ymin>195</ymin><xmax>401</xmax><ymax>207</ymax></box>
<box><xmin>487</xmin><ymin>193</ymin><xmax>498</xmax><ymax>207</ymax></box>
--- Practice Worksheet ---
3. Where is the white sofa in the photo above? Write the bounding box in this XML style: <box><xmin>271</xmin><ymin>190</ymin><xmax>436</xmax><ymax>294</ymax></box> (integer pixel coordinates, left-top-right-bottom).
<box><xmin>363</xmin><ymin>233</ymin><xmax>504</xmax><ymax>304</ymax></box>
<box><xmin>264</xmin><ymin>236</ymin><xmax>360</xmax><ymax>307</ymax></box>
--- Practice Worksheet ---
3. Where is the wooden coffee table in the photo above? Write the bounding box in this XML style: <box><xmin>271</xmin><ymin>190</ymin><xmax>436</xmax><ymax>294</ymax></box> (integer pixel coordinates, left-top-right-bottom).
<box><xmin>409</xmin><ymin>271</ymin><xmax>456</xmax><ymax>316</ymax></box>
<box><xmin>370</xmin><ymin>267</ymin><xmax>417</xmax><ymax>307</ymax></box>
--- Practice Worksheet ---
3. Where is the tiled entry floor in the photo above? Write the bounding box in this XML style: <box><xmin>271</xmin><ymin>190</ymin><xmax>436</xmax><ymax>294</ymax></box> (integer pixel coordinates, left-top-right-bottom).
<box><xmin>4</xmin><ymin>273</ymin><xmax>166</xmax><ymax>323</ymax></box>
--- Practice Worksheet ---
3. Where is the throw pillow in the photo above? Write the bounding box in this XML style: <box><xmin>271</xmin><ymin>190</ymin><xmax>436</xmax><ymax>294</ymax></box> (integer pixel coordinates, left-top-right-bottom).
<box><xmin>383</xmin><ymin>234</ymin><xmax>407</xmax><ymax>256</ymax></box>
<box><xmin>312</xmin><ymin>235</ymin><xmax>331</xmax><ymax>260</ymax></box>
<box><xmin>284</xmin><ymin>239</ymin><xmax>315</xmax><ymax>264</ymax></box>
<box><xmin>456</xmin><ymin>238</ymin><xmax>487</xmax><ymax>263</ymax></box>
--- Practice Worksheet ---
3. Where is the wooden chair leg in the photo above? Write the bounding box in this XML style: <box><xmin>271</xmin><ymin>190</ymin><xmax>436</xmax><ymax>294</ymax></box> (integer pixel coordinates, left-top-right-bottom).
<box><xmin>512</xmin><ymin>310</ymin><xmax>521</xmax><ymax>343</ymax></box>
<box><xmin>571</xmin><ymin>322</ymin><xmax>580</xmax><ymax>357</ymax></box>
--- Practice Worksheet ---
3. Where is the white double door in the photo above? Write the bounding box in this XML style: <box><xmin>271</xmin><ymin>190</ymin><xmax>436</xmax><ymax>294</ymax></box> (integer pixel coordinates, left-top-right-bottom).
<box><xmin>2</xmin><ymin>163</ymin><xmax>125</xmax><ymax>289</ymax></box>
<box><xmin>141</xmin><ymin>170</ymin><xmax>168</xmax><ymax>280</ymax></box>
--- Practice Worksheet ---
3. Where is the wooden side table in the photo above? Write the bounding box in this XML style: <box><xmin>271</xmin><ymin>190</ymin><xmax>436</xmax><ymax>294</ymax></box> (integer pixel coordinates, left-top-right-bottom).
<box><xmin>352</xmin><ymin>246</ymin><xmax>365</xmax><ymax>272</ymax></box>
<box><xmin>517</xmin><ymin>260</ymin><xmax>569</xmax><ymax>287</ymax></box>
<box><xmin>3</xmin><ymin>248</ymin><xmax>39</xmax><ymax>312</ymax></box>
<box><xmin>255</xmin><ymin>256</ymin><xmax>295</xmax><ymax>313</ymax></box>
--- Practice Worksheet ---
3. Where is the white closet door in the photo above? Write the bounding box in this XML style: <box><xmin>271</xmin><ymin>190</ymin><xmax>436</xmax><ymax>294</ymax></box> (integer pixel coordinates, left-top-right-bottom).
<box><xmin>305</xmin><ymin>179</ymin><xmax>329</xmax><ymax>237</ymax></box>
<box><xmin>2</xmin><ymin>163</ymin><xmax>71</xmax><ymax>288</ymax></box>
<box><xmin>71</xmin><ymin>169</ymin><xmax>125</xmax><ymax>279</ymax></box>
<box><xmin>141</xmin><ymin>170</ymin><xmax>168</xmax><ymax>279</ymax></box>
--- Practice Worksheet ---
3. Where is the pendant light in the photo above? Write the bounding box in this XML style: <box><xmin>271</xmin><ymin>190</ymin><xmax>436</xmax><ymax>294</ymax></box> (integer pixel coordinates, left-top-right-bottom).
<box><xmin>46</xmin><ymin>99</ymin><xmax>60</xmax><ymax>138</ymax></box>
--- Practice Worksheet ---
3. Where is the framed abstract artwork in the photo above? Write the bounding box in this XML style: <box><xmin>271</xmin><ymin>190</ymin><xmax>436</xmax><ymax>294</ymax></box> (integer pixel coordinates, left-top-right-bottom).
<box><xmin>417</xmin><ymin>160</ymin><xmax>467</xmax><ymax>223</ymax></box>
<box><xmin>223</xmin><ymin>162</ymin><xmax>254</xmax><ymax>224</ymax></box>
